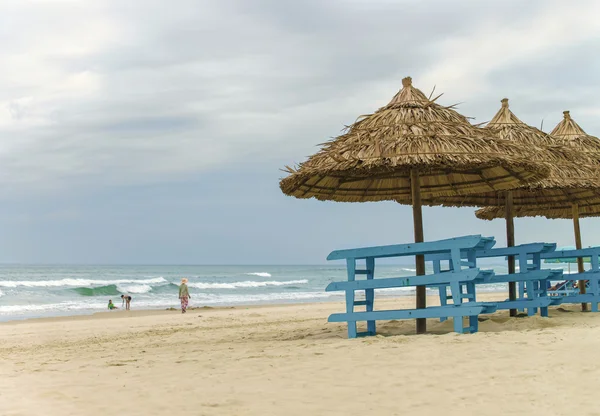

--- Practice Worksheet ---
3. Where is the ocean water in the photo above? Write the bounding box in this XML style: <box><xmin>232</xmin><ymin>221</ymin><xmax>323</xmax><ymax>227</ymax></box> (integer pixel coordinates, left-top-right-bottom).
<box><xmin>0</xmin><ymin>263</ymin><xmax>576</xmax><ymax>321</ymax></box>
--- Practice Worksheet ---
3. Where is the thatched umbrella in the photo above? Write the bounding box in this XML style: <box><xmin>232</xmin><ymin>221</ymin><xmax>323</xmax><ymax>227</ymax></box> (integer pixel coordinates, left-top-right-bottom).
<box><xmin>422</xmin><ymin>100</ymin><xmax>599</xmax><ymax>314</ymax></box>
<box><xmin>280</xmin><ymin>78</ymin><xmax>549</xmax><ymax>333</ymax></box>
<box><xmin>476</xmin><ymin>110</ymin><xmax>600</xmax><ymax>310</ymax></box>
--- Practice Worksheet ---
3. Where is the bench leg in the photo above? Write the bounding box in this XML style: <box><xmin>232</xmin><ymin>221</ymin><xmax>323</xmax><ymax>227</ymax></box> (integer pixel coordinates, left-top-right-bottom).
<box><xmin>365</xmin><ymin>288</ymin><xmax>376</xmax><ymax>335</ymax></box>
<box><xmin>450</xmin><ymin>282</ymin><xmax>461</xmax><ymax>305</ymax></box>
<box><xmin>541</xmin><ymin>306</ymin><xmax>549</xmax><ymax>317</ymax></box>
<box><xmin>345</xmin><ymin>289</ymin><xmax>357</xmax><ymax>338</ymax></box>
<box><xmin>466</xmin><ymin>281</ymin><xmax>476</xmax><ymax>302</ymax></box>
<box><xmin>365</xmin><ymin>257</ymin><xmax>376</xmax><ymax>335</ymax></box>
<box><xmin>453</xmin><ymin>316</ymin><xmax>464</xmax><ymax>334</ymax></box>
<box><xmin>518</xmin><ymin>282</ymin><xmax>526</xmax><ymax>312</ymax></box>
<box><xmin>347</xmin><ymin>321</ymin><xmax>357</xmax><ymax>338</ymax></box>
<box><xmin>469</xmin><ymin>315</ymin><xmax>478</xmax><ymax>333</ymax></box>
<box><xmin>526</xmin><ymin>281</ymin><xmax>536</xmax><ymax>316</ymax></box>
<box><xmin>590</xmin><ymin>279</ymin><xmax>599</xmax><ymax>312</ymax></box>
<box><xmin>438</xmin><ymin>285</ymin><xmax>448</xmax><ymax>322</ymax></box>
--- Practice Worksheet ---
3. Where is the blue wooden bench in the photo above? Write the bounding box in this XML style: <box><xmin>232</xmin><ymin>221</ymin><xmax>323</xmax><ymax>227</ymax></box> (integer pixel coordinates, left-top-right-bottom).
<box><xmin>532</xmin><ymin>248</ymin><xmax>600</xmax><ymax>312</ymax></box>
<box><xmin>426</xmin><ymin>243</ymin><xmax>564</xmax><ymax>318</ymax></box>
<box><xmin>325</xmin><ymin>235</ymin><xmax>498</xmax><ymax>338</ymax></box>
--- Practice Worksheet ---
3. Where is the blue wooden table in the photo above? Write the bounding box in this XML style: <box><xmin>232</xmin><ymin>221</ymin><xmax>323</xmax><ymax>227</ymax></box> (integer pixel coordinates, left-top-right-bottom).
<box><xmin>533</xmin><ymin>248</ymin><xmax>600</xmax><ymax>312</ymax></box>
<box><xmin>427</xmin><ymin>243</ymin><xmax>564</xmax><ymax>317</ymax></box>
<box><xmin>325</xmin><ymin>235</ymin><xmax>498</xmax><ymax>338</ymax></box>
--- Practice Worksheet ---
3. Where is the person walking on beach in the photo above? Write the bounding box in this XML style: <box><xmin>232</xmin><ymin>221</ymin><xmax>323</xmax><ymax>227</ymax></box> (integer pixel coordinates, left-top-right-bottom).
<box><xmin>179</xmin><ymin>278</ymin><xmax>190</xmax><ymax>314</ymax></box>
<box><xmin>121</xmin><ymin>294</ymin><xmax>132</xmax><ymax>310</ymax></box>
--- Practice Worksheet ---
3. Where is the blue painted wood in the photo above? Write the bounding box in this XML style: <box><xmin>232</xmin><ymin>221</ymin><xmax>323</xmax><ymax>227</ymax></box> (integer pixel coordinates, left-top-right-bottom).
<box><xmin>325</xmin><ymin>269</ymin><xmax>492</xmax><ymax>292</ymax></box>
<box><xmin>485</xmin><ymin>297</ymin><xmax>559</xmax><ymax>310</ymax></box>
<box><xmin>365</xmin><ymin>257</ymin><xmax>376</xmax><ymax>335</ymax></box>
<box><xmin>432</xmin><ymin>258</ymin><xmax>450</xmax><ymax>322</ymax></box>
<box><xmin>345</xmin><ymin>258</ymin><xmax>357</xmax><ymax>338</ymax></box>
<box><xmin>328</xmin><ymin>303</ymin><xmax>497</xmax><ymax>323</ymax></box>
<box><xmin>428</xmin><ymin>241</ymin><xmax>566</xmax><ymax>318</ymax></box>
<box><xmin>553</xmin><ymin>293</ymin><xmax>598</xmax><ymax>305</ymax></box>
<box><xmin>466</xmin><ymin>249</ymin><xmax>478</xmax><ymax>331</ymax></box>
<box><xmin>327</xmin><ymin>235</ymin><xmax>494</xmax><ymax>261</ymax></box>
<box><xmin>453</xmin><ymin>314</ymin><xmax>464</xmax><ymax>333</ymax></box>
<box><xmin>484</xmin><ymin>270</ymin><xmax>563</xmax><ymax>284</ymax></box>
<box><xmin>483</xmin><ymin>243</ymin><xmax>556</xmax><ymax>258</ymax></box>
<box><xmin>425</xmin><ymin>242</ymin><xmax>554</xmax><ymax>263</ymax></box>
<box><xmin>540</xmin><ymin>248</ymin><xmax>600</xmax><ymax>260</ymax></box>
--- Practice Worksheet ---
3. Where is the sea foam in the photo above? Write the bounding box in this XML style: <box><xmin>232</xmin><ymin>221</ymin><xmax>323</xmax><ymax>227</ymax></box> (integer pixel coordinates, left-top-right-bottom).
<box><xmin>245</xmin><ymin>272</ymin><xmax>272</xmax><ymax>277</ymax></box>
<box><xmin>187</xmin><ymin>279</ymin><xmax>308</xmax><ymax>289</ymax></box>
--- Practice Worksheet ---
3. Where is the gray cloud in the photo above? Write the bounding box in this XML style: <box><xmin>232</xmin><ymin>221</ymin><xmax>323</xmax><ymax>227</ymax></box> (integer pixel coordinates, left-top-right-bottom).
<box><xmin>6</xmin><ymin>0</ymin><xmax>591</xmax><ymax>195</ymax></box>
<box><xmin>2</xmin><ymin>0</ymin><xmax>600</xmax><ymax>262</ymax></box>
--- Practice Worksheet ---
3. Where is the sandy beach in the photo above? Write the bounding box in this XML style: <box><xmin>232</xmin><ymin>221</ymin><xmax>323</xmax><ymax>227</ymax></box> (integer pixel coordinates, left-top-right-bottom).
<box><xmin>2</xmin><ymin>293</ymin><xmax>600</xmax><ymax>416</ymax></box>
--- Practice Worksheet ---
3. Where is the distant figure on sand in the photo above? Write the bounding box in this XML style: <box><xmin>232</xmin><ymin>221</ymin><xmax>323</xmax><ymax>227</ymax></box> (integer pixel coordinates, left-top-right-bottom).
<box><xmin>108</xmin><ymin>300</ymin><xmax>118</xmax><ymax>310</ymax></box>
<box><xmin>121</xmin><ymin>294</ymin><xmax>132</xmax><ymax>310</ymax></box>
<box><xmin>179</xmin><ymin>278</ymin><xmax>190</xmax><ymax>314</ymax></box>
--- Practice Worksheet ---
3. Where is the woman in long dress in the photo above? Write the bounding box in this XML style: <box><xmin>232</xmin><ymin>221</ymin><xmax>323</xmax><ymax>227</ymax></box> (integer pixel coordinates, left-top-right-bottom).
<box><xmin>179</xmin><ymin>278</ymin><xmax>190</xmax><ymax>313</ymax></box>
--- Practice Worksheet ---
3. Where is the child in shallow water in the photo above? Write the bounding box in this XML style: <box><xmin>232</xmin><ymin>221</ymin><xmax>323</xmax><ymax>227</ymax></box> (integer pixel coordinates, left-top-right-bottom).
<box><xmin>108</xmin><ymin>299</ymin><xmax>118</xmax><ymax>310</ymax></box>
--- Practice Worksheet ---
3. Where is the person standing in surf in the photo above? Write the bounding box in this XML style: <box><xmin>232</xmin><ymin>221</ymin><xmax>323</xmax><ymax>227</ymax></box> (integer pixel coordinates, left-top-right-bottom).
<box><xmin>179</xmin><ymin>278</ymin><xmax>190</xmax><ymax>313</ymax></box>
<box><xmin>121</xmin><ymin>294</ymin><xmax>132</xmax><ymax>310</ymax></box>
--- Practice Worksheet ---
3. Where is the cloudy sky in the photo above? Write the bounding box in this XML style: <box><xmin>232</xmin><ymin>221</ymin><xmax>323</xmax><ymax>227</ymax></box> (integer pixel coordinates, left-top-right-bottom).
<box><xmin>1</xmin><ymin>0</ymin><xmax>600</xmax><ymax>264</ymax></box>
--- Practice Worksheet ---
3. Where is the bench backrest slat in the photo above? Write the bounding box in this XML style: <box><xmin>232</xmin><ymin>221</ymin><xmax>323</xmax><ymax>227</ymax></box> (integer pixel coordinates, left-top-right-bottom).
<box><xmin>327</xmin><ymin>235</ymin><xmax>494</xmax><ymax>261</ymax></box>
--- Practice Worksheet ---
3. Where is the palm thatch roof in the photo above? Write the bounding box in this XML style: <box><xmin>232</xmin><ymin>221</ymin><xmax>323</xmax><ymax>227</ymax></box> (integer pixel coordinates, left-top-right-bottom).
<box><xmin>476</xmin><ymin>203</ymin><xmax>600</xmax><ymax>220</ymax></box>
<box><xmin>279</xmin><ymin>78</ymin><xmax>549</xmax><ymax>203</ymax></box>
<box><xmin>422</xmin><ymin>99</ymin><xmax>600</xmax><ymax>208</ymax></box>
<box><xmin>474</xmin><ymin>110</ymin><xmax>600</xmax><ymax>220</ymax></box>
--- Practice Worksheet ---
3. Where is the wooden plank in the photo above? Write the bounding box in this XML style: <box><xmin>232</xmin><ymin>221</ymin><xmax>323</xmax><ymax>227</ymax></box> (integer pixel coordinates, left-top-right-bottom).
<box><xmin>426</xmin><ymin>242</ymin><xmax>554</xmax><ymax>264</ymax></box>
<box><xmin>328</xmin><ymin>304</ymin><xmax>495</xmax><ymax>323</ymax></box>
<box><xmin>325</xmin><ymin>269</ymin><xmax>490</xmax><ymax>292</ymax></box>
<box><xmin>486</xmin><ymin>269</ymin><xmax>563</xmax><ymax>284</ymax></box>
<box><xmin>487</xmin><ymin>297</ymin><xmax>556</xmax><ymax>310</ymax></box>
<box><xmin>554</xmin><ymin>293</ymin><xmax>600</xmax><ymax>307</ymax></box>
<box><xmin>365</xmin><ymin>257</ymin><xmax>376</xmax><ymax>335</ymax></box>
<box><xmin>326</xmin><ymin>235</ymin><xmax>488</xmax><ymax>261</ymax></box>
<box><xmin>478</xmin><ymin>243</ymin><xmax>556</xmax><ymax>258</ymax></box>
<box><xmin>540</xmin><ymin>247</ymin><xmax>600</xmax><ymax>259</ymax></box>
<box><xmin>345</xmin><ymin>258</ymin><xmax>357</xmax><ymax>338</ymax></box>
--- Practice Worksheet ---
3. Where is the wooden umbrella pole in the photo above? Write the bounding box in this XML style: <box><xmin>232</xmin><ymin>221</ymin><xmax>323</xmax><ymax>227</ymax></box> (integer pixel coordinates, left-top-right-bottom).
<box><xmin>572</xmin><ymin>204</ymin><xmax>588</xmax><ymax>312</ymax></box>
<box><xmin>505</xmin><ymin>191</ymin><xmax>517</xmax><ymax>317</ymax></box>
<box><xmin>411</xmin><ymin>168</ymin><xmax>427</xmax><ymax>334</ymax></box>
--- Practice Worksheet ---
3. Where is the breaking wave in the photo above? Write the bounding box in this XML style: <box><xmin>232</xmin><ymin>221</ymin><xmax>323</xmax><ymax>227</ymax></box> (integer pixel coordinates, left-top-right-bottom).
<box><xmin>72</xmin><ymin>285</ymin><xmax>121</xmax><ymax>297</ymax></box>
<box><xmin>0</xmin><ymin>277</ymin><xmax>167</xmax><ymax>288</ymax></box>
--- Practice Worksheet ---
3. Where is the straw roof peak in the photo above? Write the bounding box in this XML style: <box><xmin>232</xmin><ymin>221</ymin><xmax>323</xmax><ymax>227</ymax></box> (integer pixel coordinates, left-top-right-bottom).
<box><xmin>386</xmin><ymin>76</ymin><xmax>431</xmax><ymax>107</ymax></box>
<box><xmin>487</xmin><ymin>98</ymin><xmax>524</xmax><ymax>126</ymax></box>
<box><xmin>551</xmin><ymin>110</ymin><xmax>588</xmax><ymax>138</ymax></box>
